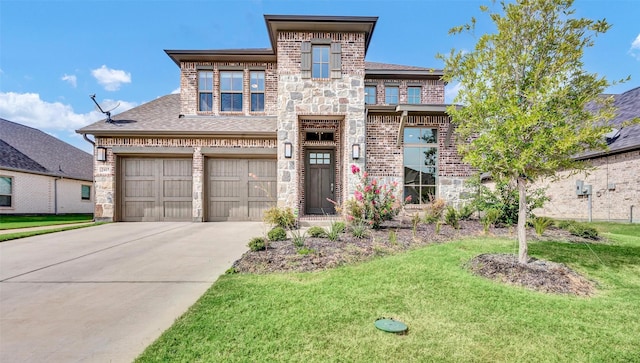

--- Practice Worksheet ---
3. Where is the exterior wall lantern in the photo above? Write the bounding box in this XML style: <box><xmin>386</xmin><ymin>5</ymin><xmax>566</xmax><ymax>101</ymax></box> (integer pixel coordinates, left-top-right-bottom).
<box><xmin>96</xmin><ymin>147</ymin><xmax>107</xmax><ymax>162</ymax></box>
<box><xmin>284</xmin><ymin>142</ymin><xmax>293</xmax><ymax>159</ymax></box>
<box><xmin>352</xmin><ymin>144</ymin><xmax>361</xmax><ymax>159</ymax></box>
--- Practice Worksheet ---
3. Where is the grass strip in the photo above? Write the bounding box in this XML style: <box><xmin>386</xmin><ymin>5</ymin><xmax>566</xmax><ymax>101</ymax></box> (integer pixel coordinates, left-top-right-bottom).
<box><xmin>0</xmin><ymin>214</ymin><xmax>94</xmax><ymax>230</ymax></box>
<box><xmin>0</xmin><ymin>223</ymin><xmax>102</xmax><ymax>242</ymax></box>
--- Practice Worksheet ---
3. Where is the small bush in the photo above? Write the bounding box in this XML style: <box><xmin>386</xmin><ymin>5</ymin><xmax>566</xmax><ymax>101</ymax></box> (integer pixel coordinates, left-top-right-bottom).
<box><xmin>224</xmin><ymin>267</ymin><xmax>238</xmax><ymax>275</ymax></box>
<box><xmin>444</xmin><ymin>206</ymin><xmax>460</xmax><ymax>229</ymax></box>
<box><xmin>297</xmin><ymin>247</ymin><xmax>315</xmax><ymax>255</ymax></box>
<box><xmin>247</xmin><ymin>237</ymin><xmax>266</xmax><ymax>251</ymax></box>
<box><xmin>307</xmin><ymin>226</ymin><xmax>326</xmax><ymax>238</ymax></box>
<box><xmin>482</xmin><ymin>208</ymin><xmax>501</xmax><ymax>234</ymax></box>
<box><xmin>457</xmin><ymin>204</ymin><xmax>475</xmax><ymax>220</ymax></box>
<box><xmin>291</xmin><ymin>229</ymin><xmax>306</xmax><ymax>248</ymax></box>
<box><xmin>435</xmin><ymin>220</ymin><xmax>442</xmax><ymax>234</ymax></box>
<box><xmin>350</xmin><ymin>221</ymin><xmax>368</xmax><ymax>239</ymax></box>
<box><xmin>332</xmin><ymin>221</ymin><xmax>346</xmax><ymax>234</ymax></box>
<box><xmin>411</xmin><ymin>212</ymin><xmax>421</xmax><ymax>236</ymax></box>
<box><xmin>532</xmin><ymin>216</ymin><xmax>554</xmax><ymax>236</ymax></box>
<box><xmin>263</xmin><ymin>206</ymin><xmax>296</xmax><ymax>230</ymax></box>
<box><xmin>326</xmin><ymin>221</ymin><xmax>345</xmax><ymax>242</ymax></box>
<box><xmin>567</xmin><ymin>222</ymin><xmax>599</xmax><ymax>239</ymax></box>
<box><xmin>267</xmin><ymin>226</ymin><xmax>287</xmax><ymax>241</ymax></box>
<box><xmin>556</xmin><ymin>220</ymin><xmax>576</xmax><ymax>229</ymax></box>
<box><xmin>388</xmin><ymin>229</ymin><xmax>398</xmax><ymax>245</ymax></box>
<box><xmin>424</xmin><ymin>198</ymin><xmax>447</xmax><ymax>223</ymax></box>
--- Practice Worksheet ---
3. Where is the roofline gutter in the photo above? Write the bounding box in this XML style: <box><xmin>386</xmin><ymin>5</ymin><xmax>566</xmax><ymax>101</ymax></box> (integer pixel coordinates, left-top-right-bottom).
<box><xmin>0</xmin><ymin>166</ymin><xmax>92</xmax><ymax>182</ymax></box>
<box><xmin>76</xmin><ymin>130</ymin><xmax>277</xmax><ymax>139</ymax></box>
<box><xmin>574</xmin><ymin>144</ymin><xmax>640</xmax><ymax>160</ymax></box>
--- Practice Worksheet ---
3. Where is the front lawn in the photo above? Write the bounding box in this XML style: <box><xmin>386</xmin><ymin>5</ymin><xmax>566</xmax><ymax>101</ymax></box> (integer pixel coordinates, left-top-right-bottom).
<box><xmin>136</xmin><ymin>223</ymin><xmax>640</xmax><ymax>362</ymax></box>
<box><xmin>0</xmin><ymin>214</ymin><xmax>93</xmax><ymax>230</ymax></box>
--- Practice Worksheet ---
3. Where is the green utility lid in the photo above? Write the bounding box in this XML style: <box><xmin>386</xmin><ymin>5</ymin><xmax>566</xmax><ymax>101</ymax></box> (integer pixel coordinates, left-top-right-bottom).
<box><xmin>374</xmin><ymin>318</ymin><xmax>408</xmax><ymax>334</ymax></box>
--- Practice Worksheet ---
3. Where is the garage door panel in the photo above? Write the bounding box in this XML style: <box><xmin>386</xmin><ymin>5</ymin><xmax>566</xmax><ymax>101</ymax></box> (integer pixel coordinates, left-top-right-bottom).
<box><xmin>207</xmin><ymin>158</ymin><xmax>276</xmax><ymax>221</ymax></box>
<box><xmin>163</xmin><ymin>180</ymin><xmax>192</xmax><ymax>198</ymax></box>
<box><xmin>122</xmin><ymin>158</ymin><xmax>192</xmax><ymax>222</ymax></box>
<box><xmin>210</xmin><ymin>180</ymin><xmax>240</xmax><ymax>198</ymax></box>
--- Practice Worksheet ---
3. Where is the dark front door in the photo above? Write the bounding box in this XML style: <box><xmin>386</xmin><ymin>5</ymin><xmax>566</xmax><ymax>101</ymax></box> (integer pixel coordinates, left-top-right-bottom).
<box><xmin>305</xmin><ymin>150</ymin><xmax>335</xmax><ymax>214</ymax></box>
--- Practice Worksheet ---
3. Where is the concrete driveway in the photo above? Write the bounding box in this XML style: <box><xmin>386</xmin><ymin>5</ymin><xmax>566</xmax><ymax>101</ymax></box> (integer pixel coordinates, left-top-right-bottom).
<box><xmin>0</xmin><ymin>222</ymin><xmax>263</xmax><ymax>363</ymax></box>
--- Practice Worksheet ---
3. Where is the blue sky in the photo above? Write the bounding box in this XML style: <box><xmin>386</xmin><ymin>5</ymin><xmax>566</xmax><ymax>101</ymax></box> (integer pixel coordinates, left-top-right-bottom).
<box><xmin>1</xmin><ymin>0</ymin><xmax>639</xmax><ymax>154</ymax></box>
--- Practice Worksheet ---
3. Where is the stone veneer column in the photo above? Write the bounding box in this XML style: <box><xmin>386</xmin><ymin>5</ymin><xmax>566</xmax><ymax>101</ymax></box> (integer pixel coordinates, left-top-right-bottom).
<box><xmin>192</xmin><ymin>147</ymin><xmax>204</xmax><ymax>222</ymax></box>
<box><xmin>94</xmin><ymin>146</ymin><xmax>115</xmax><ymax>222</ymax></box>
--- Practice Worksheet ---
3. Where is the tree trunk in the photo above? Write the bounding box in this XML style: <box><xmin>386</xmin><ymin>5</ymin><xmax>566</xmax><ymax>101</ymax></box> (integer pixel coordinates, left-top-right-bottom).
<box><xmin>517</xmin><ymin>176</ymin><xmax>528</xmax><ymax>264</ymax></box>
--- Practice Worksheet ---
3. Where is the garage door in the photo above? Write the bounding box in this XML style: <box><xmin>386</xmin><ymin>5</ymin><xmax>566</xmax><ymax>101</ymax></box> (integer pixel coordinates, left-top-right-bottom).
<box><xmin>121</xmin><ymin>158</ymin><xmax>192</xmax><ymax>221</ymax></box>
<box><xmin>207</xmin><ymin>158</ymin><xmax>276</xmax><ymax>221</ymax></box>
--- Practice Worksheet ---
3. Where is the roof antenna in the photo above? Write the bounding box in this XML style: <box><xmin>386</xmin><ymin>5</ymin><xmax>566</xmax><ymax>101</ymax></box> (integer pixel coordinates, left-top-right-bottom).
<box><xmin>90</xmin><ymin>94</ymin><xmax>119</xmax><ymax>123</ymax></box>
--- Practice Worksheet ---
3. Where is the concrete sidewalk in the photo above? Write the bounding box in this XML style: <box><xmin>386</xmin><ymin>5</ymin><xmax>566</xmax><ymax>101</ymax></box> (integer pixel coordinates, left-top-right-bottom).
<box><xmin>0</xmin><ymin>222</ymin><xmax>261</xmax><ymax>363</ymax></box>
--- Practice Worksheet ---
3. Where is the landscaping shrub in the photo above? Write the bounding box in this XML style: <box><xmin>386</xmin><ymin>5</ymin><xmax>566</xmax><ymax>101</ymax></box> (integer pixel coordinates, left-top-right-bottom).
<box><xmin>350</xmin><ymin>221</ymin><xmax>368</xmax><ymax>239</ymax></box>
<box><xmin>332</xmin><ymin>221</ymin><xmax>346</xmax><ymax>234</ymax></box>
<box><xmin>566</xmin><ymin>222</ymin><xmax>599</xmax><ymax>239</ymax></box>
<box><xmin>423</xmin><ymin>198</ymin><xmax>447</xmax><ymax>223</ymax></box>
<box><xmin>341</xmin><ymin>164</ymin><xmax>408</xmax><ymax>229</ymax></box>
<box><xmin>263</xmin><ymin>206</ymin><xmax>296</xmax><ymax>230</ymax></box>
<box><xmin>532</xmin><ymin>216</ymin><xmax>554</xmax><ymax>236</ymax></box>
<box><xmin>247</xmin><ymin>237</ymin><xmax>266</xmax><ymax>251</ymax></box>
<box><xmin>297</xmin><ymin>247</ymin><xmax>315</xmax><ymax>255</ymax></box>
<box><xmin>466</xmin><ymin>176</ymin><xmax>548</xmax><ymax>226</ymax></box>
<box><xmin>481</xmin><ymin>208</ymin><xmax>501</xmax><ymax>233</ymax></box>
<box><xmin>556</xmin><ymin>220</ymin><xmax>575</xmax><ymax>229</ymax></box>
<box><xmin>267</xmin><ymin>227</ymin><xmax>287</xmax><ymax>241</ymax></box>
<box><xmin>411</xmin><ymin>212</ymin><xmax>421</xmax><ymax>236</ymax></box>
<box><xmin>307</xmin><ymin>226</ymin><xmax>327</xmax><ymax>238</ymax></box>
<box><xmin>290</xmin><ymin>229</ymin><xmax>306</xmax><ymax>248</ymax></box>
<box><xmin>326</xmin><ymin>221</ymin><xmax>345</xmax><ymax>241</ymax></box>
<box><xmin>388</xmin><ymin>229</ymin><xmax>398</xmax><ymax>245</ymax></box>
<box><xmin>457</xmin><ymin>203</ymin><xmax>475</xmax><ymax>220</ymax></box>
<box><xmin>444</xmin><ymin>206</ymin><xmax>460</xmax><ymax>229</ymax></box>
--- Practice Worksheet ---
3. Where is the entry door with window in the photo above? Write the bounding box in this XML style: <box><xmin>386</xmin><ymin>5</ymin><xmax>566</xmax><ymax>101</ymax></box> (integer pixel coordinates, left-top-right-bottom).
<box><xmin>305</xmin><ymin>150</ymin><xmax>335</xmax><ymax>214</ymax></box>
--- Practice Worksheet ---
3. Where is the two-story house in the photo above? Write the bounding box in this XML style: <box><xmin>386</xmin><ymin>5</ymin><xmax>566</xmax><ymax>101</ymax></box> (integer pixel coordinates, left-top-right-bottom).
<box><xmin>77</xmin><ymin>15</ymin><xmax>472</xmax><ymax>222</ymax></box>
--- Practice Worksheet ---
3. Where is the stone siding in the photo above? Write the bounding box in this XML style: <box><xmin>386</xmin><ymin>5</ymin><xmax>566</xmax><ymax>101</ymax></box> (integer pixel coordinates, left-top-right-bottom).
<box><xmin>276</xmin><ymin>31</ymin><xmax>366</xmax><ymax>211</ymax></box>
<box><xmin>533</xmin><ymin>150</ymin><xmax>640</xmax><ymax>222</ymax></box>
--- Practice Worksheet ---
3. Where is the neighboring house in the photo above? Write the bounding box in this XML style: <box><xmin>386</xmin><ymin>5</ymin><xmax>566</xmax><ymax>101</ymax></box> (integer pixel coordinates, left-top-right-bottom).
<box><xmin>534</xmin><ymin>87</ymin><xmax>640</xmax><ymax>222</ymax></box>
<box><xmin>77</xmin><ymin>15</ymin><xmax>472</xmax><ymax>222</ymax></box>
<box><xmin>0</xmin><ymin>118</ymin><xmax>94</xmax><ymax>215</ymax></box>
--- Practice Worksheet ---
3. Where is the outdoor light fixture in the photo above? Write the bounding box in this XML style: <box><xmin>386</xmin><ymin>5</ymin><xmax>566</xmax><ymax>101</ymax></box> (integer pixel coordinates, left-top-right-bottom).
<box><xmin>96</xmin><ymin>147</ymin><xmax>107</xmax><ymax>162</ymax></box>
<box><xmin>284</xmin><ymin>142</ymin><xmax>293</xmax><ymax>158</ymax></box>
<box><xmin>352</xmin><ymin>144</ymin><xmax>361</xmax><ymax>159</ymax></box>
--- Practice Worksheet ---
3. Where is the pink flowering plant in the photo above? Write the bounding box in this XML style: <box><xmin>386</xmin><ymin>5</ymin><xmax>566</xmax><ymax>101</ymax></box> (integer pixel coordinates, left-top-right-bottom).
<box><xmin>344</xmin><ymin>164</ymin><xmax>409</xmax><ymax>229</ymax></box>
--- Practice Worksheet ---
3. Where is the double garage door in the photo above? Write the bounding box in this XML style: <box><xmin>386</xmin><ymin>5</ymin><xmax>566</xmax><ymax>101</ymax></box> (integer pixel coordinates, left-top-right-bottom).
<box><xmin>120</xmin><ymin>157</ymin><xmax>275</xmax><ymax>222</ymax></box>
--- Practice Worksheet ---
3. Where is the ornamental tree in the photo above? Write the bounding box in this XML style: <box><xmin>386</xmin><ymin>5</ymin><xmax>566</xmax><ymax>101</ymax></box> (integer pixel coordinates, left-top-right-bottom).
<box><xmin>439</xmin><ymin>0</ymin><xmax>621</xmax><ymax>263</ymax></box>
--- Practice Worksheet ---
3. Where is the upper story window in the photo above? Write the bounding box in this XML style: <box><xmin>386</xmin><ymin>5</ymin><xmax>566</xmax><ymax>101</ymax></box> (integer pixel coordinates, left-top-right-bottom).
<box><xmin>250</xmin><ymin>71</ymin><xmax>265</xmax><ymax>112</ymax></box>
<box><xmin>408</xmin><ymin>86</ymin><xmax>421</xmax><ymax>104</ymax></box>
<box><xmin>365</xmin><ymin>86</ymin><xmax>376</xmax><ymax>105</ymax></box>
<box><xmin>81</xmin><ymin>185</ymin><xmax>91</xmax><ymax>201</ymax></box>
<box><xmin>220</xmin><ymin>71</ymin><xmax>243</xmax><ymax>112</ymax></box>
<box><xmin>312</xmin><ymin>45</ymin><xmax>330</xmax><ymax>78</ymax></box>
<box><xmin>385</xmin><ymin>86</ymin><xmax>399</xmax><ymax>105</ymax></box>
<box><xmin>301</xmin><ymin>41</ymin><xmax>341</xmax><ymax>79</ymax></box>
<box><xmin>0</xmin><ymin>176</ymin><xmax>13</xmax><ymax>207</ymax></box>
<box><xmin>198</xmin><ymin>71</ymin><xmax>213</xmax><ymax>112</ymax></box>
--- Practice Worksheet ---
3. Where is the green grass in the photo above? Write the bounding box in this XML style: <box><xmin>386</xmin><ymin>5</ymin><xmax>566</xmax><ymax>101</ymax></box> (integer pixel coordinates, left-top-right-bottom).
<box><xmin>0</xmin><ymin>214</ymin><xmax>93</xmax><ymax>230</ymax></box>
<box><xmin>137</xmin><ymin>223</ymin><xmax>640</xmax><ymax>363</ymax></box>
<box><xmin>0</xmin><ymin>223</ymin><xmax>102</xmax><ymax>242</ymax></box>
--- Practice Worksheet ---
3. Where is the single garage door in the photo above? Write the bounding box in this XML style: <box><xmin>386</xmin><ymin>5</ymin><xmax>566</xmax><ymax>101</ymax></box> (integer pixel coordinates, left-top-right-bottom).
<box><xmin>207</xmin><ymin>158</ymin><xmax>276</xmax><ymax>221</ymax></box>
<box><xmin>121</xmin><ymin>158</ymin><xmax>192</xmax><ymax>221</ymax></box>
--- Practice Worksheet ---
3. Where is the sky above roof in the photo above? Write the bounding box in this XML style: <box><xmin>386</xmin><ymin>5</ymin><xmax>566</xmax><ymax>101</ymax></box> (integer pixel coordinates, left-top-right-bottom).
<box><xmin>1</xmin><ymin>0</ymin><xmax>639</xmax><ymax>153</ymax></box>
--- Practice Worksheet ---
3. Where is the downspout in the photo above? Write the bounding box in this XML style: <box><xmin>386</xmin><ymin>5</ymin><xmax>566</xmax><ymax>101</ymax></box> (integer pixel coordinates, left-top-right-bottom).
<box><xmin>82</xmin><ymin>133</ymin><xmax>96</xmax><ymax>146</ymax></box>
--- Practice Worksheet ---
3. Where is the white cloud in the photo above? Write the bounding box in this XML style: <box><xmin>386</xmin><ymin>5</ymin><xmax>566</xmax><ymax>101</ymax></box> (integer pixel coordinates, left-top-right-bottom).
<box><xmin>0</xmin><ymin>92</ymin><xmax>136</xmax><ymax>132</ymax></box>
<box><xmin>445</xmin><ymin>81</ymin><xmax>463</xmax><ymax>104</ymax></box>
<box><xmin>171</xmin><ymin>87</ymin><xmax>180</xmax><ymax>94</ymax></box>
<box><xmin>91</xmin><ymin>65</ymin><xmax>131</xmax><ymax>91</ymax></box>
<box><xmin>61</xmin><ymin>74</ymin><xmax>77</xmax><ymax>88</ymax></box>
<box><xmin>630</xmin><ymin>33</ymin><xmax>640</xmax><ymax>60</ymax></box>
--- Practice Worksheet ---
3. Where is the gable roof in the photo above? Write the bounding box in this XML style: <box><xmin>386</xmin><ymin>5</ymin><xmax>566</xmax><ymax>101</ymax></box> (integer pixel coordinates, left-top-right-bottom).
<box><xmin>0</xmin><ymin>118</ymin><xmax>93</xmax><ymax>181</ymax></box>
<box><xmin>76</xmin><ymin>94</ymin><xmax>277</xmax><ymax>137</ymax></box>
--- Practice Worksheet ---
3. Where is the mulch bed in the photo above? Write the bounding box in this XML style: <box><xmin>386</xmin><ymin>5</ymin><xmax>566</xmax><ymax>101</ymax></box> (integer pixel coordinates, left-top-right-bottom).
<box><xmin>231</xmin><ymin>218</ymin><xmax>599</xmax><ymax>296</ymax></box>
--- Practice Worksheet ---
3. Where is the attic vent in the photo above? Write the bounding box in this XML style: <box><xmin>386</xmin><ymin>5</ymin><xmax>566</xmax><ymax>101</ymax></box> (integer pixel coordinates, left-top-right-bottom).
<box><xmin>604</xmin><ymin>128</ymin><xmax>620</xmax><ymax>145</ymax></box>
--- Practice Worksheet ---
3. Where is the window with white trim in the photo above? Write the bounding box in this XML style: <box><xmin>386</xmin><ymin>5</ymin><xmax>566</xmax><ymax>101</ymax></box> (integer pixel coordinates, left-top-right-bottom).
<box><xmin>220</xmin><ymin>71</ymin><xmax>243</xmax><ymax>112</ymax></box>
<box><xmin>250</xmin><ymin>71</ymin><xmax>265</xmax><ymax>112</ymax></box>
<box><xmin>198</xmin><ymin>71</ymin><xmax>213</xmax><ymax>112</ymax></box>
<box><xmin>0</xmin><ymin>176</ymin><xmax>13</xmax><ymax>207</ymax></box>
<box><xmin>312</xmin><ymin>45</ymin><xmax>330</xmax><ymax>78</ymax></box>
<box><xmin>403</xmin><ymin>128</ymin><xmax>438</xmax><ymax>204</ymax></box>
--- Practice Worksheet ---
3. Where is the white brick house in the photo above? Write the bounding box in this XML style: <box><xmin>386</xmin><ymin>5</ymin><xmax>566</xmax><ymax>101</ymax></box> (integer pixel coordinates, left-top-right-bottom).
<box><xmin>1</xmin><ymin>118</ymin><xmax>94</xmax><ymax>215</ymax></box>
<box><xmin>77</xmin><ymin>15</ymin><xmax>472</xmax><ymax>222</ymax></box>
